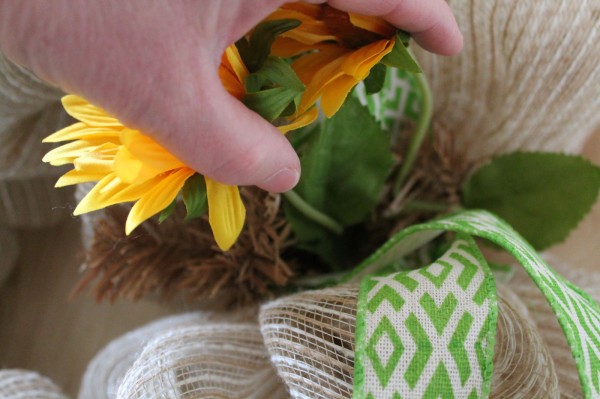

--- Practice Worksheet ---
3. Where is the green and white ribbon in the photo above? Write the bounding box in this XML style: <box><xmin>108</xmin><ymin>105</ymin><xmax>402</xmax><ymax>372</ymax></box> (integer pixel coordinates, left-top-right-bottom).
<box><xmin>350</xmin><ymin>210</ymin><xmax>600</xmax><ymax>399</ymax></box>
<box><xmin>355</xmin><ymin>69</ymin><xmax>422</xmax><ymax>137</ymax></box>
<box><xmin>354</xmin><ymin>235</ymin><xmax>497</xmax><ymax>398</ymax></box>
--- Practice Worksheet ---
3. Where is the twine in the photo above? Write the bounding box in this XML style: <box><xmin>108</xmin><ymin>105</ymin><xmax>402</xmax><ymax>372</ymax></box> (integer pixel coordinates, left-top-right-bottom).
<box><xmin>414</xmin><ymin>0</ymin><xmax>600</xmax><ymax>163</ymax></box>
<box><xmin>0</xmin><ymin>369</ymin><xmax>69</xmax><ymax>399</ymax></box>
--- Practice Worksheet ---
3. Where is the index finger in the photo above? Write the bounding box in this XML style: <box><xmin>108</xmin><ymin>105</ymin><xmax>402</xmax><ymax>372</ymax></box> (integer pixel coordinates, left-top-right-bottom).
<box><xmin>318</xmin><ymin>0</ymin><xmax>463</xmax><ymax>55</ymax></box>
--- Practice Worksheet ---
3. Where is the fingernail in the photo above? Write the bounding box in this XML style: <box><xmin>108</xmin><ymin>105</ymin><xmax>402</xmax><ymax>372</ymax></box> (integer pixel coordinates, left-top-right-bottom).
<box><xmin>260</xmin><ymin>168</ymin><xmax>300</xmax><ymax>192</ymax></box>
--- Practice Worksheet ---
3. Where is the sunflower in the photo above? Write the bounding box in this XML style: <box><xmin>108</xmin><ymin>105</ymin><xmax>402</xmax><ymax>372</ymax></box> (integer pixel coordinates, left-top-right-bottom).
<box><xmin>268</xmin><ymin>3</ymin><xmax>397</xmax><ymax>117</ymax></box>
<box><xmin>43</xmin><ymin>46</ymin><xmax>255</xmax><ymax>251</ymax></box>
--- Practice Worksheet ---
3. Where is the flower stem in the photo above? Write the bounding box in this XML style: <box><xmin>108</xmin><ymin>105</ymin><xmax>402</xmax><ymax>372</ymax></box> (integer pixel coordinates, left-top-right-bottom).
<box><xmin>393</xmin><ymin>71</ymin><xmax>433</xmax><ymax>194</ymax></box>
<box><xmin>283</xmin><ymin>190</ymin><xmax>344</xmax><ymax>235</ymax></box>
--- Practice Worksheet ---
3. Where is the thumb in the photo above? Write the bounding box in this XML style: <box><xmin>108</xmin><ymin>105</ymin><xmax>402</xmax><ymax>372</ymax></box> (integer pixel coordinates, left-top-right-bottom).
<box><xmin>145</xmin><ymin>69</ymin><xmax>301</xmax><ymax>193</ymax></box>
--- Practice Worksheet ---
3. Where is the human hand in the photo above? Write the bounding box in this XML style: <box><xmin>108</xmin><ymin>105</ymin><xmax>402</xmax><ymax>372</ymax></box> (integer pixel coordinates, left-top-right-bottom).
<box><xmin>0</xmin><ymin>0</ymin><xmax>462</xmax><ymax>193</ymax></box>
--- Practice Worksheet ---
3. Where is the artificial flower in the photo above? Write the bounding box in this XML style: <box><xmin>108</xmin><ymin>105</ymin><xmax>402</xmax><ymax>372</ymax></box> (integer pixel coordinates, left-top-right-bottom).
<box><xmin>42</xmin><ymin>46</ymin><xmax>256</xmax><ymax>251</ymax></box>
<box><xmin>43</xmin><ymin>42</ymin><xmax>319</xmax><ymax>250</ymax></box>
<box><xmin>268</xmin><ymin>3</ymin><xmax>397</xmax><ymax>117</ymax></box>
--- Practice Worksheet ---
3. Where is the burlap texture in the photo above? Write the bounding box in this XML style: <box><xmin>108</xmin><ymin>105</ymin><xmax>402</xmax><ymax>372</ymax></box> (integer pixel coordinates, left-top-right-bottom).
<box><xmin>415</xmin><ymin>0</ymin><xmax>600</xmax><ymax>161</ymax></box>
<box><xmin>0</xmin><ymin>52</ymin><xmax>63</xmax><ymax>128</ymax></box>
<box><xmin>0</xmin><ymin>226</ymin><xmax>18</xmax><ymax>286</ymax></box>
<box><xmin>0</xmin><ymin>52</ymin><xmax>73</xmax><ymax>228</ymax></box>
<box><xmin>0</xmin><ymin>369</ymin><xmax>69</xmax><ymax>399</ymax></box>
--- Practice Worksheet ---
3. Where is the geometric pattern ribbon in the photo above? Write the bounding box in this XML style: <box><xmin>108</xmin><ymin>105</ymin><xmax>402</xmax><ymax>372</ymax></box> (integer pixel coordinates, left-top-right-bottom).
<box><xmin>354</xmin><ymin>235</ymin><xmax>497</xmax><ymax>398</ymax></box>
<box><xmin>350</xmin><ymin>210</ymin><xmax>600</xmax><ymax>399</ymax></box>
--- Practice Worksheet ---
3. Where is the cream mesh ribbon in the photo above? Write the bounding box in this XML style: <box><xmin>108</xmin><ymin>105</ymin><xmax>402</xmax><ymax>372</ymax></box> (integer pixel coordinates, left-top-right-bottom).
<box><xmin>115</xmin><ymin>317</ymin><xmax>287</xmax><ymax>399</ymax></box>
<box><xmin>0</xmin><ymin>369</ymin><xmax>69</xmax><ymax>399</ymax></box>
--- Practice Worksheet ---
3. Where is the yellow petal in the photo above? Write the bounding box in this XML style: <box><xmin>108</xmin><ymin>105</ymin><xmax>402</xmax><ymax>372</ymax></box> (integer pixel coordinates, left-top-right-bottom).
<box><xmin>114</xmin><ymin>146</ymin><xmax>167</xmax><ymax>185</ymax></box>
<box><xmin>72</xmin><ymin>142</ymin><xmax>118</xmax><ymax>174</ymax></box>
<box><xmin>219</xmin><ymin>65</ymin><xmax>246</xmax><ymax>99</ymax></box>
<box><xmin>42</xmin><ymin>137</ymin><xmax>120</xmax><ymax>165</ymax></box>
<box><xmin>341</xmin><ymin>39</ymin><xmax>393</xmax><ymax>79</ymax></box>
<box><xmin>223</xmin><ymin>45</ymin><xmax>249</xmax><ymax>83</ymax></box>
<box><xmin>294</xmin><ymin>47</ymin><xmax>349</xmax><ymax>112</ymax></box>
<box><xmin>277</xmin><ymin>106</ymin><xmax>319</xmax><ymax>133</ymax></box>
<box><xmin>125</xmin><ymin>168</ymin><xmax>194</xmax><ymax>234</ymax></box>
<box><xmin>119</xmin><ymin>129</ymin><xmax>184</xmax><ymax>172</ymax></box>
<box><xmin>265</xmin><ymin>9</ymin><xmax>338</xmax><ymax>44</ymax></box>
<box><xmin>73</xmin><ymin>171</ymin><xmax>178</xmax><ymax>215</ymax></box>
<box><xmin>348</xmin><ymin>13</ymin><xmax>395</xmax><ymax>37</ymax></box>
<box><xmin>205</xmin><ymin>178</ymin><xmax>246</xmax><ymax>251</ymax></box>
<box><xmin>73</xmin><ymin>173</ymin><xmax>135</xmax><ymax>215</ymax></box>
<box><xmin>320</xmin><ymin>75</ymin><xmax>360</xmax><ymax>117</ymax></box>
<box><xmin>55</xmin><ymin>169</ymin><xmax>106</xmax><ymax>187</ymax></box>
<box><xmin>292</xmin><ymin>45</ymin><xmax>347</xmax><ymax>84</ymax></box>
<box><xmin>43</xmin><ymin>122</ymin><xmax>121</xmax><ymax>143</ymax></box>
<box><xmin>62</xmin><ymin>95</ymin><xmax>121</xmax><ymax>127</ymax></box>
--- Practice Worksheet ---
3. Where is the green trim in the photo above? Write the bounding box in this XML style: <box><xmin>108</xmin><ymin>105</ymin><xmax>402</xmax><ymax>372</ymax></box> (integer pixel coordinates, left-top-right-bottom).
<box><xmin>353</xmin><ymin>273</ymin><xmax>372</xmax><ymax>399</ymax></box>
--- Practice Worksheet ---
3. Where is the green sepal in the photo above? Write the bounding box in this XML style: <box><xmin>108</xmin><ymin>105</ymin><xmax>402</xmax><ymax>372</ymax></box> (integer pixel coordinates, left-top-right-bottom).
<box><xmin>235</xmin><ymin>19</ymin><xmax>301</xmax><ymax>72</ymax></box>
<box><xmin>363</xmin><ymin>63</ymin><xmax>387</xmax><ymax>95</ymax></box>
<box><xmin>245</xmin><ymin>57</ymin><xmax>304</xmax><ymax>93</ymax></box>
<box><xmin>381</xmin><ymin>31</ymin><xmax>421</xmax><ymax>73</ymax></box>
<box><xmin>243</xmin><ymin>87</ymin><xmax>300</xmax><ymax>122</ymax></box>
<box><xmin>181</xmin><ymin>173</ymin><xmax>208</xmax><ymax>222</ymax></box>
<box><xmin>158</xmin><ymin>199</ymin><xmax>177</xmax><ymax>223</ymax></box>
<box><xmin>244</xmin><ymin>57</ymin><xmax>305</xmax><ymax>121</ymax></box>
<box><xmin>462</xmin><ymin>152</ymin><xmax>600</xmax><ymax>250</ymax></box>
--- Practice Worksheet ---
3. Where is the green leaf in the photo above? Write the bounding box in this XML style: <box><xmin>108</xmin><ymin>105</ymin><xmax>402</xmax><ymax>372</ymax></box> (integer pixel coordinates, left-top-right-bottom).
<box><xmin>363</xmin><ymin>63</ymin><xmax>387</xmax><ymax>95</ymax></box>
<box><xmin>236</xmin><ymin>19</ymin><xmax>301</xmax><ymax>72</ymax></box>
<box><xmin>381</xmin><ymin>31</ymin><xmax>421</xmax><ymax>73</ymax></box>
<box><xmin>245</xmin><ymin>57</ymin><xmax>304</xmax><ymax>93</ymax></box>
<box><xmin>295</xmin><ymin>96</ymin><xmax>394</xmax><ymax>226</ymax></box>
<box><xmin>283</xmin><ymin>201</ymin><xmax>356</xmax><ymax>270</ymax></box>
<box><xmin>182</xmin><ymin>173</ymin><xmax>208</xmax><ymax>222</ymax></box>
<box><xmin>462</xmin><ymin>152</ymin><xmax>600</xmax><ymax>250</ymax></box>
<box><xmin>243</xmin><ymin>87</ymin><xmax>300</xmax><ymax>121</ymax></box>
<box><xmin>283</xmin><ymin>97</ymin><xmax>393</xmax><ymax>267</ymax></box>
<box><xmin>158</xmin><ymin>199</ymin><xmax>177</xmax><ymax>223</ymax></box>
<box><xmin>289</xmin><ymin>122</ymin><xmax>320</xmax><ymax>152</ymax></box>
